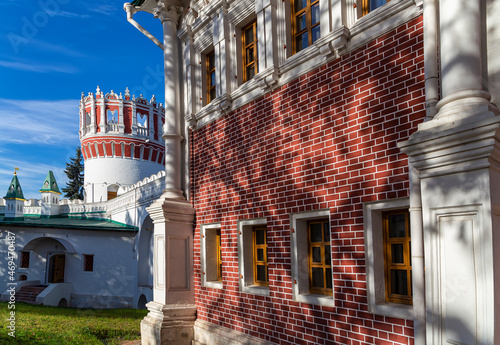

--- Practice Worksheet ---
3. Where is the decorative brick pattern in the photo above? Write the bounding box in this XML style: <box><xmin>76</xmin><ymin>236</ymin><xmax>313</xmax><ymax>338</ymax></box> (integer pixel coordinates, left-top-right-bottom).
<box><xmin>192</xmin><ymin>16</ymin><xmax>424</xmax><ymax>345</ymax></box>
<box><xmin>81</xmin><ymin>138</ymin><xmax>164</xmax><ymax>164</ymax></box>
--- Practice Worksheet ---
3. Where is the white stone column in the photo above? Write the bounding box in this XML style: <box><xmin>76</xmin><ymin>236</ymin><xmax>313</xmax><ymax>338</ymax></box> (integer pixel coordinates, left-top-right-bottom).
<box><xmin>139</xmin><ymin>2</ymin><xmax>197</xmax><ymax>345</ymax></box>
<box><xmin>399</xmin><ymin>2</ymin><xmax>500</xmax><ymax>344</ymax></box>
<box><xmin>155</xmin><ymin>2</ymin><xmax>184</xmax><ymax>198</ymax></box>
<box><xmin>435</xmin><ymin>0</ymin><xmax>499</xmax><ymax>121</ymax></box>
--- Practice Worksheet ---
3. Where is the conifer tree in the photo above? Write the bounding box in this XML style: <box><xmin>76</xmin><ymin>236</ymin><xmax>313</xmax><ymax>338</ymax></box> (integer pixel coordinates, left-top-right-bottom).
<box><xmin>63</xmin><ymin>146</ymin><xmax>84</xmax><ymax>200</ymax></box>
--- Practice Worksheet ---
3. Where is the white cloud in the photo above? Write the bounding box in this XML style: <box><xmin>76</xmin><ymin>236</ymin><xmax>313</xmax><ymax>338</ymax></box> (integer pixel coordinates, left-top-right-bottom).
<box><xmin>0</xmin><ymin>98</ymin><xmax>80</xmax><ymax>145</ymax></box>
<box><xmin>30</xmin><ymin>39</ymin><xmax>88</xmax><ymax>58</ymax></box>
<box><xmin>87</xmin><ymin>4</ymin><xmax>121</xmax><ymax>15</ymax></box>
<box><xmin>45</xmin><ymin>10</ymin><xmax>91</xmax><ymax>18</ymax></box>
<box><xmin>0</xmin><ymin>60</ymin><xmax>77</xmax><ymax>73</ymax></box>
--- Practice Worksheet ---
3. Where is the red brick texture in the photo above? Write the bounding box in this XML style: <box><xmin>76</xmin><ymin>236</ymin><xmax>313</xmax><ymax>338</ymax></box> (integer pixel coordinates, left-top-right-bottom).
<box><xmin>192</xmin><ymin>16</ymin><xmax>424</xmax><ymax>345</ymax></box>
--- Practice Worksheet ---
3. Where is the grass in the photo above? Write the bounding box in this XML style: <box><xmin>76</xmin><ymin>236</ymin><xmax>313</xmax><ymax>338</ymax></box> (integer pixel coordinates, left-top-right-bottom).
<box><xmin>0</xmin><ymin>302</ymin><xmax>147</xmax><ymax>344</ymax></box>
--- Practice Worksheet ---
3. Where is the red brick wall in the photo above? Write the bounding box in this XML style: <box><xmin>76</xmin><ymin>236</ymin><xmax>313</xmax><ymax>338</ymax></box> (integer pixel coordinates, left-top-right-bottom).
<box><xmin>192</xmin><ymin>16</ymin><xmax>424</xmax><ymax>345</ymax></box>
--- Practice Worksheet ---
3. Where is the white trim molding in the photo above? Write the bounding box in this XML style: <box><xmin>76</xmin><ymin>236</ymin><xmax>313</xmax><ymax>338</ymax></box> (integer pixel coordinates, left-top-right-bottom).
<box><xmin>363</xmin><ymin>197</ymin><xmax>414</xmax><ymax>320</ymax></box>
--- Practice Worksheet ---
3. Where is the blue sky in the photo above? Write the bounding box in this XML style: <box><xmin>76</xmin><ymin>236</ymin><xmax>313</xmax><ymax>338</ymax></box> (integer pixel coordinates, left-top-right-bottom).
<box><xmin>0</xmin><ymin>0</ymin><xmax>165</xmax><ymax>199</ymax></box>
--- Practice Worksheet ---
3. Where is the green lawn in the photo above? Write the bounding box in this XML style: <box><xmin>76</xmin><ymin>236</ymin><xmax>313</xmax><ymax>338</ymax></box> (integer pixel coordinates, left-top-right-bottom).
<box><xmin>0</xmin><ymin>302</ymin><xmax>147</xmax><ymax>344</ymax></box>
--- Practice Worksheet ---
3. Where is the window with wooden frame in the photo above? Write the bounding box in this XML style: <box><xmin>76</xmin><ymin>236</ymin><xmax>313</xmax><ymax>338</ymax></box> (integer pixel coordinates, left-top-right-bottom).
<box><xmin>216</xmin><ymin>229</ymin><xmax>222</xmax><ymax>281</ymax></box>
<box><xmin>20</xmin><ymin>251</ymin><xmax>30</xmax><ymax>268</ymax></box>
<box><xmin>308</xmin><ymin>220</ymin><xmax>332</xmax><ymax>296</ymax></box>
<box><xmin>361</xmin><ymin>0</ymin><xmax>390</xmax><ymax>16</ymax></box>
<box><xmin>242</xmin><ymin>20</ymin><xmax>258</xmax><ymax>82</ymax></box>
<box><xmin>253</xmin><ymin>227</ymin><xmax>268</xmax><ymax>286</ymax></box>
<box><xmin>201</xmin><ymin>224</ymin><xmax>223</xmax><ymax>288</ymax></box>
<box><xmin>383</xmin><ymin>210</ymin><xmax>412</xmax><ymax>304</ymax></box>
<box><xmin>83</xmin><ymin>254</ymin><xmax>94</xmax><ymax>272</ymax></box>
<box><xmin>292</xmin><ymin>0</ymin><xmax>320</xmax><ymax>54</ymax></box>
<box><xmin>206</xmin><ymin>50</ymin><xmax>216</xmax><ymax>104</ymax></box>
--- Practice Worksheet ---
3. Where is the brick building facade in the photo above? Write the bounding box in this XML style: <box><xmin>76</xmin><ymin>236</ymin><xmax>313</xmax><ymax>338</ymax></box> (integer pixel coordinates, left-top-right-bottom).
<box><xmin>192</xmin><ymin>17</ymin><xmax>423</xmax><ymax>344</ymax></box>
<box><xmin>123</xmin><ymin>0</ymin><xmax>500</xmax><ymax>344</ymax></box>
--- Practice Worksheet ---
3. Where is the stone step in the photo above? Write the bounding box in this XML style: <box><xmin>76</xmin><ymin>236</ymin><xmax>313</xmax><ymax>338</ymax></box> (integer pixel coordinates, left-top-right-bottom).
<box><xmin>16</xmin><ymin>286</ymin><xmax>47</xmax><ymax>303</ymax></box>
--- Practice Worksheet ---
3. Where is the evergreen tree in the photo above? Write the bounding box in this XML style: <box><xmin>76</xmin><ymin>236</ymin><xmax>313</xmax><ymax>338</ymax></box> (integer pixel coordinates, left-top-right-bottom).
<box><xmin>62</xmin><ymin>146</ymin><xmax>84</xmax><ymax>200</ymax></box>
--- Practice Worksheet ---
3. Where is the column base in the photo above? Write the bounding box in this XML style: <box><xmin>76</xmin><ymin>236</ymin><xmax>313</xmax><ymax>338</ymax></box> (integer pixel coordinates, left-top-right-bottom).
<box><xmin>141</xmin><ymin>301</ymin><xmax>197</xmax><ymax>345</ymax></box>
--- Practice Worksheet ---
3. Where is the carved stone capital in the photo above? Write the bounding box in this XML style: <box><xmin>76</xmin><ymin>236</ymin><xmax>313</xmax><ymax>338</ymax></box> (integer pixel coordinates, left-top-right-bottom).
<box><xmin>153</xmin><ymin>1</ymin><xmax>183</xmax><ymax>24</ymax></box>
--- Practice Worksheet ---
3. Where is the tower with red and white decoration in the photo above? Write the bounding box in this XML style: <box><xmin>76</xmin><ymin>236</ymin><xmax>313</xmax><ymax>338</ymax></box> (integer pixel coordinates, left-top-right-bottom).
<box><xmin>80</xmin><ymin>86</ymin><xmax>165</xmax><ymax>203</ymax></box>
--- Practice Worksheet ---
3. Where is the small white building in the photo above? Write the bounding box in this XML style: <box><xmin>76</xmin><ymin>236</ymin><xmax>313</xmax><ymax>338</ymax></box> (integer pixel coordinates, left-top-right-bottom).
<box><xmin>0</xmin><ymin>168</ymin><xmax>162</xmax><ymax>309</ymax></box>
<box><xmin>0</xmin><ymin>89</ymin><xmax>165</xmax><ymax>309</ymax></box>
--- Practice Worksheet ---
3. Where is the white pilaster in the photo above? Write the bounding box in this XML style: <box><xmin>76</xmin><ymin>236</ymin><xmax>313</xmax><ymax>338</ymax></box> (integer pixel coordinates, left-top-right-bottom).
<box><xmin>118</xmin><ymin>98</ymin><xmax>125</xmax><ymax>134</ymax></box>
<box><xmin>213</xmin><ymin>6</ymin><xmax>230</xmax><ymax>97</ymax></box>
<box><xmin>131</xmin><ymin>100</ymin><xmax>138</xmax><ymax>136</ymax></box>
<box><xmin>255</xmin><ymin>0</ymin><xmax>280</xmax><ymax>90</ymax></box>
<box><xmin>148</xmin><ymin>106</ymin><xmax>155</xmax><ymax>140</ymax></box>
<box><xmin>99</xmin><ymin>96</ymin><xmax>106</xmax><ymax>133</ymax></box>
<box><xmin>90</xmin><ymin>95</ymin><xmax>96</xmax><ymax>135</ymax></box>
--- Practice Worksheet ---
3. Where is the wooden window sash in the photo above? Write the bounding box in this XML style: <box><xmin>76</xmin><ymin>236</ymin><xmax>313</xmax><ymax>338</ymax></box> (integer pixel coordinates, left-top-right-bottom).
<box><xmin>242</xmin><ymin>20</ymin><xmax>259</xmax><ymax>83</ymax></box>
<box><xmin>216</xmin><ymin>229</ymin><xmax>222</xmax><ymax>281</ymax></box>
<box><xmin>383</xmin><ymin>210</ymin><xmax>412</xmax><ymax>305</ymax></box>
<box><xmin>206</xmin><ymin>50</ymin><xmax>216</xmax><ymax>104</ymax></box>
<box><xmin>362</xmin><ymin>0</ymin><xmax>390</xmax><ymax>16</ymax></box>
<box><xmin>253</xmin><ymin>226</ymin><xmax>269</xmax><ymax>287</ymax></box>
<box><xmin>292</xmin><ymin>0</ymin><xmax>320</xmax><ymax>55</ymax></box>
<box><xmin>308</xmin><ymin>220</ymin><xmax>332</xmax><ymax>296</ymax></box>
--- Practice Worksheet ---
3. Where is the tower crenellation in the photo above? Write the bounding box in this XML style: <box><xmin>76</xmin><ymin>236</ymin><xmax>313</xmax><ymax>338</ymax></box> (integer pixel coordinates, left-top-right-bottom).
<box><xmin>80</xmin><ymin>87</ymin><xmax>166</xmax><ymax>203</ymax></box>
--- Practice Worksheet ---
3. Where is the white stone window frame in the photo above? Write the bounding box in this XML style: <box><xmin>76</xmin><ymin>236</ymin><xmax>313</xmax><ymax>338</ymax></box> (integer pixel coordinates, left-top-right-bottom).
<box><xmin>290</xmin><ymin>209</ymin><xmax>334</xmax><ymax>307</ymax></box>
<box><xmin>189</xmin><ymin>0</ymin><xmax>421</xmax><ymax>130</ymax></box>
<box><xmin>200</xmin><ymin>223</ymin><xmax>223</xmax><ymax>289</ymax></box>
<box><xmin>227</xmin><ymin>0</ymin><xmax>257</xmax><ymax>88</ymax></box>
<box><xmin>363</xmin><ymin>197</ymin><xmax>414</xmax><ymax>319</ymax></box>
<box><xmin>237</xmin><ymin>218</ymin><xmax>270</xmax><ymax>296</ymax></box>
<box><xmin>348</xmin><ymin>0</ymin><xmax>422</xmax><ymax>51</ymax></box>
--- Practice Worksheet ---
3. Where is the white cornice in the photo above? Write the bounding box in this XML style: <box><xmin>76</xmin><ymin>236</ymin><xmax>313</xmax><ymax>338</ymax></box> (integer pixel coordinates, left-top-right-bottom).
<box><xmin>226</xmin><ymin>0</ymin><xmax>255</xmax><ymax>25</ymax></box>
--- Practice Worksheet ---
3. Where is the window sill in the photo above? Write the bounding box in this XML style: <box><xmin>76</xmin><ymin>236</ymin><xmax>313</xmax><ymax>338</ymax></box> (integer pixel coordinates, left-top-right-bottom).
<box><xmin>370</xmin><ymin>301</ymin><xmax>414</xmax><ymax>320</ymax></box>
<box><xmin>294</xmin><ymin>292</ymin><xmax>334</xmax><ymax>308</ymax></box>
<box><xmin>241</xmin><ymin>284</ymin><xmax>270</xmax><ymax>296</ymax></box>
<box><xmin>203</xmin><ymin>280</ymin><xmax>223</xmax><ymax>289</ymax></box>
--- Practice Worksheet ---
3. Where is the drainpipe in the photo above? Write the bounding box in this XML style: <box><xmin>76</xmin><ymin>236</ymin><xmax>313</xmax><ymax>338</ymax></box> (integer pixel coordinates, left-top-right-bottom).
<box><xmin>423</xmin><ymin>0</ymin><xmax>439</xmax><ymax>120</ymax></box>
<box><xmin>124</xmin><ymin>3</ymin><xmax>164</xmax><ymax>50</ymax></box>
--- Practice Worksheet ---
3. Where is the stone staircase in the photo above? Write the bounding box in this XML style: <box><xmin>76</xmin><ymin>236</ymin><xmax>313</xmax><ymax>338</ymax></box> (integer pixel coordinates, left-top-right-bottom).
<box><xmin>16</xmin><ymin>285</ymin><xmax>47</xmax><ymax>304</ymax></box>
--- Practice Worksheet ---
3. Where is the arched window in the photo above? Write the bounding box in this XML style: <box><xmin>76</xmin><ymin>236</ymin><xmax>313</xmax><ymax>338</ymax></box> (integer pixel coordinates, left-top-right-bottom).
<box><xmin>107</xmin><ymin>109</ymin><xmax>117</xmax><ymax>124</ymax></box>
<box><xmin>137</xmin><ymin>112</ymin><xmax>148</xmax><ymax>136</ymax></box>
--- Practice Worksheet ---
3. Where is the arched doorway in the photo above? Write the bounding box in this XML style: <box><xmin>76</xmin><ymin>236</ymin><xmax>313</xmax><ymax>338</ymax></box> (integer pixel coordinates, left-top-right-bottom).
<box><xmin>47</xmin><ymin>254</ymin><xmax>65</xmax><ymax>283</ymax></box>
<box><xmin>107</xmin><ymin>184</ymin><xmax>120</xmax><ymax>201</ymax></box>
<box><xmin>22</xmin><ymin>237</ymin><xmax>76</xmax><ymax>284</ymax></box>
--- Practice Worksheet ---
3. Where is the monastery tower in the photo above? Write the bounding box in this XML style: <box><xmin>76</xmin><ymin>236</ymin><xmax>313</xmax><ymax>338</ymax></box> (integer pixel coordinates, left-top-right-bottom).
<box><xmin>80</xmin><ymin>86</ymin><xmax>165</xmax><ymax>203</ymax></box>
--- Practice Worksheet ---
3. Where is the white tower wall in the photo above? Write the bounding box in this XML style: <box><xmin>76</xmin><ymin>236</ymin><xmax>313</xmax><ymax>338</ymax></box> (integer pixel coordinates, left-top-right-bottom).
<box><xmin>80</xmin><ymin>87</ymin><xmax>165</xmax><ymax>203</ymax></box>
<box><xmin>84</xmin><ymin>158</ymin><xmax>164</xmax><ymax>203</ymax></box>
